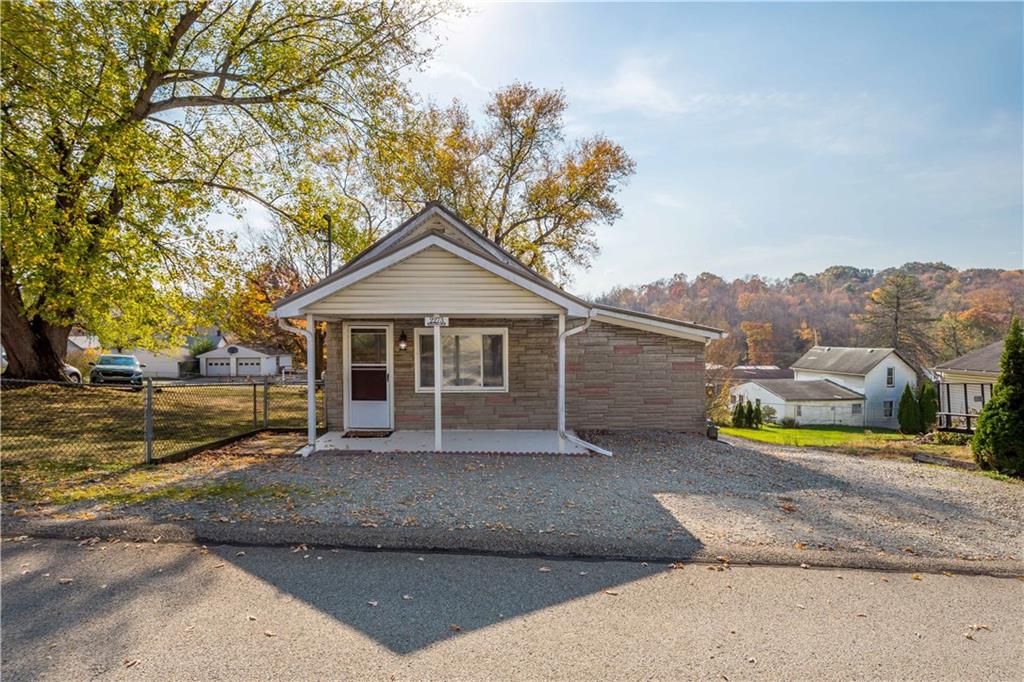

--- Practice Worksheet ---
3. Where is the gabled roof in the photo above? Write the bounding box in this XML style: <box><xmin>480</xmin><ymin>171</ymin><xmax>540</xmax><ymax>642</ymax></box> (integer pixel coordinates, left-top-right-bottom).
<box><xmin>197</xmin><ymin>342</ymin><xmax>291</xmax><ymax>358</ymax></box>
<box><xmin>270</xmin><ymin>202</ymin><xmax>724</xmax><ymax>342</ymax></box>
<box><xmin>747</xmin><ymin>379</ymin><xmax>863</xmax><ymax>402</ymax></box>
<box><xmin>934</xmin><ymin>341</ymin><xmax>1003</xmax><ymax>376</ymax></box>
<box><xmin>730</xmin><ymin>365</ymin><xmax>794</xmax><ymax>381</ymax></box>
<box><xmin>790</xmin><ymin>346</ymin><xmax>912</xmax><ymax>376</ymax></box>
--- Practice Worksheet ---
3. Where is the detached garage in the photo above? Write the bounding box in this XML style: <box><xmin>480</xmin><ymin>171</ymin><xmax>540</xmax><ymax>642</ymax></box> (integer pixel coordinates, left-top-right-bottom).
<box><xmin>197</xmin><ymin>343</ymin><xmax>293</xmax><ymax>377</ymax></box>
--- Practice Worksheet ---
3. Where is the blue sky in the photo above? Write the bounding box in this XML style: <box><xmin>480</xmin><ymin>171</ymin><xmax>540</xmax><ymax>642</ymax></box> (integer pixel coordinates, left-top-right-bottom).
<box><xmin>410</xmin><ymin>1</ymin><xmax>1023</xmax><ymax>295</ymax></box>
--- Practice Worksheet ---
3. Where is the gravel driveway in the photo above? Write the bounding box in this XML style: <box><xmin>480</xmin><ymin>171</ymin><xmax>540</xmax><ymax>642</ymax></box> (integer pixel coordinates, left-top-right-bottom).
<box><xmin>13</xmin><ymin>431</ymin><xmax>1022</xmax><ymax>565</ymax></box>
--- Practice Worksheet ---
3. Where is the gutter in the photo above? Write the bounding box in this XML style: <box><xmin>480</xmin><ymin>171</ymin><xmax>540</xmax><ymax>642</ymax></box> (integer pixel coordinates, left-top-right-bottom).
<box><xmin>277</xmin><ymin>317</ymin><xmax>316</xmax><ymax>456</ymax></box>
<box><xmin>558</xmin><ymin>312</ymin><xmax>613</xmax><ymax>457</ymax></box>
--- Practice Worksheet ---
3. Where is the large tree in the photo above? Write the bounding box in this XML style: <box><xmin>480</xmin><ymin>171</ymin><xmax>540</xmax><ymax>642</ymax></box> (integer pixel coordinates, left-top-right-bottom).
<box><xmin>1</xmin><ymin>0</ymin><xmax>446</xmax><ymax>379</ymax></box>
<box><xmin>362</xmin><ymin>83</ymin><xmax>636</xmax><ymax>282</ymax></box>
<box><xmin>857</xmin><ymin>274</ymin><xmax>936</xmax><ymax>365</ymax></box>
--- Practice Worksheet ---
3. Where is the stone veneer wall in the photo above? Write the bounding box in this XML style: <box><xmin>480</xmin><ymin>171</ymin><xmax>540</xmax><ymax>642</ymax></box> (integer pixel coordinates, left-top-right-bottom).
<box><xmin>324</xmin><ymin>317</ymin><xmax>705</xmax><ymax>433</ymax></box>
<box><xmin>564</xmin><ymin>320</ymin><xmax>706</xmax><ymax>432</ymax></box>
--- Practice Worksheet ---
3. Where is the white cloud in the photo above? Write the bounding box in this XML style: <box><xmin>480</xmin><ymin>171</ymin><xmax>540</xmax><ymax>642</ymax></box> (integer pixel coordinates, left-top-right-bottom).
<box><xmin>422</xmin><ymin>58</ymin><xmax>486</xmax><ymax>92</ymax></box>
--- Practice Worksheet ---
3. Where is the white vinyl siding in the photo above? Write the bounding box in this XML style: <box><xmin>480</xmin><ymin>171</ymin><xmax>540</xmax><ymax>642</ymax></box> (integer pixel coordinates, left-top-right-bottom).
<box><xmin>303</xmin><ymin>247</ymin><xmax>561</xmax><ymax>316</ymax></box>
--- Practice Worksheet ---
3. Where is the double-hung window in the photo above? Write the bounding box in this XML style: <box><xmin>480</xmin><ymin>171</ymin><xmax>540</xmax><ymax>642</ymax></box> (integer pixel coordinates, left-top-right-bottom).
<box><xmin>415</xmin><ymin>328</ymin><xmax>508</xmax><ymax>392</ymax></box>
<box><xmin>886</xmin><ymin>367</ymin><xmax>895</xmax><ymax>387</ymax></box>
<box><xmin>883</xmin><ymin>400</ymin><xmax>894</xmax><ymax>418</ymax></box>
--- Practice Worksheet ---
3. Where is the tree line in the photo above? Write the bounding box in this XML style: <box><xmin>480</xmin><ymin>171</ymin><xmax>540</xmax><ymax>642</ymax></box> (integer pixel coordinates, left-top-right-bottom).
<box><xmin>597</xmin><ymin>264</ymin><xmax>1024</xmax><ymax>370</ymax></box>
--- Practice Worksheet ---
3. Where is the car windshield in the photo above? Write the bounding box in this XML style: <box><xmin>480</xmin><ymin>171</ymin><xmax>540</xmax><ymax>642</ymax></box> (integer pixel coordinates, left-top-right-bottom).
<box><xmin>98</xmin><ymin>356</ymin><xmax>137</xmax><ymax>367</ymax></box>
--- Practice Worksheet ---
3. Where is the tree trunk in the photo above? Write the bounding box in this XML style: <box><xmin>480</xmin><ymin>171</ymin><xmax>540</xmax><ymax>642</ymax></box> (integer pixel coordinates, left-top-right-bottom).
<box><xmin>1</xmin><ymin>268</ymin><xmax>72</xmax><ymax>380</ymax></box>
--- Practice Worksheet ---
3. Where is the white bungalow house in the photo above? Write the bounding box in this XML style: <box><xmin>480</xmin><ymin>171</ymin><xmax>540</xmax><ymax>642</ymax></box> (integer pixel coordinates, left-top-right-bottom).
<box><xmin>730</xmin><ymin>379</ymin><xmax>865</xmax><ymax>426</ymax></box>
<box><xmin>197</xmin><ymin>342</ymin><xmax>293</xmax><ymax>377</ymax></box>
<box><xmin>933</xmin><ymin>340</ymin><xmax>1002</xmax><ymax>432</ymax></box>
<box><xmin>787</xmin><ymin>346</ymin><xmax>918</xmax><ymax>428</ymax></box>
<box><xmin>268</xmin><ymin>202</ymin><xmax>724</xmax><ymax>456</ymax></box>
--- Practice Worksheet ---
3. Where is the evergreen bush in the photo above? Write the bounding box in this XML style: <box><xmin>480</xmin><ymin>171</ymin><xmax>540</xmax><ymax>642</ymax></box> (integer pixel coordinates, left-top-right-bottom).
<box><xmin>972</xmin><ymin>317</ymin><xmax>1024</xmax><ymax>476</ymax></box>
<box><xmin>898</xmin><ymin>383</ymin><xmax>922</xmax><ymax>434</ymax></box>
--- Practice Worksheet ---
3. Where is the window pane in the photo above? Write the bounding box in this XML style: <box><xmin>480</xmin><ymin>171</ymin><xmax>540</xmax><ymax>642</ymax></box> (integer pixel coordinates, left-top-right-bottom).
<box><xmin>443</xmin><ymin>334</ymin><xmax>482</xmax><ymax>386</ymax></box>
<box><xmin>483</xmin><ymin>334</ymin><xmax>503</xmax><ymax>386</ymax></box>
<box><xmin>419</xmin><ymin>333</ymin><xmax>434</xmax><ymax>387</ymax></box>
<box><xmin>351</xmin><ymin>329</ymin><xmax>385</xmax><ymax>364</ymax></box>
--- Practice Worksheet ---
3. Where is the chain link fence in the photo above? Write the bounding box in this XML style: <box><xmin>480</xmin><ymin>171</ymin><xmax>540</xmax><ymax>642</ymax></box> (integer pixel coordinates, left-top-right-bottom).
<box><xmin>2</xmin><ymin>377</ymin><xmax>323</xmax><ymax>466</ymax></box>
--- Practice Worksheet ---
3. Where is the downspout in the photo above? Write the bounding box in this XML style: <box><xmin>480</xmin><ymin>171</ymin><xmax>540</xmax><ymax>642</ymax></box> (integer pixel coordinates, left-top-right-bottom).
<box><xmin>278</xmin><ymin>316</ymin><xmax>316</xmax><ymax>456</ymax></box>
<box><xmin>559</xmin><ymin>311</ymin><xmax>613</xmax><ymax>457</ymax></box>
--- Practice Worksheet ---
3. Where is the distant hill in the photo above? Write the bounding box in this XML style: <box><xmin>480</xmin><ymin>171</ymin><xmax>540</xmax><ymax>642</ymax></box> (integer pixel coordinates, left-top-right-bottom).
<box><xmin>596</xmin><ymin>263</ymin><xmax>1024</xmax><ymax>368</ymax></box>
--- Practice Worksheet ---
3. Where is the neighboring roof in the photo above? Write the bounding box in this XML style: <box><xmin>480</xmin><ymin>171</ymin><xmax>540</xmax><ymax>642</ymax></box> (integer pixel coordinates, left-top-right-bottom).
<box><xmin>197</xmin><ymin>343</ymin><xmax>291</xmax><ymax>358</ymax></box>
<box><xmin>746</xmin><ymin>379</ymin><xmax>864</xmax><ymax>402</ymax></box>
<box><xmin>730</xmin><ymin>365</ymin><xmax>794</xmax><ymax>381</ymax></box>
<box><xmin>270</xmin><ymin>202</ymin><xmax>725</xmax><ymax>342</ymax></box>
<box><xmin>790</xmin><ymin>346</ymin><xmax>912</xmax><ymax>376</ymax></box>
<box><xmin>934</xmin><ymin>341</ymin><xmax>1003</xmax><ymax>376</ymax></box>
<box><xmin>186</xmin><ymin>325</ymin><xmax>225</xmax><ymax>350</ymax></box>
<box><xmin>68</xmin><ymin>335</ymin><xmax>102</xmax><ymax>351</ymax></box>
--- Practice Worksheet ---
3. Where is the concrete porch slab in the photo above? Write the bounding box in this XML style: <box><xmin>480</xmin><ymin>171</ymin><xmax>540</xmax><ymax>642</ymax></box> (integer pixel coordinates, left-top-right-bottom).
<box><xmin>314</xmin><ymin>429</ymin><xmax>589</xmax><ymax>455</ymax></box>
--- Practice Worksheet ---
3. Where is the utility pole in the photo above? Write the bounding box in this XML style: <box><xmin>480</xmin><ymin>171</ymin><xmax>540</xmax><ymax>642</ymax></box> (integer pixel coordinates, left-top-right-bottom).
<box><xmin>323</xmin><ymin>213</ymin><xmax>333</xmax><ymax>276</ymax></box>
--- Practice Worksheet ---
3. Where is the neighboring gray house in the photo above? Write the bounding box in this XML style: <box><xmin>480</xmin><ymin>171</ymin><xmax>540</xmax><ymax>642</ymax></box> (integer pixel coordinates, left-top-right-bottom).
<box><xmin>789</xmin><ymin>346</ymin><xmax>918</xmax><ymax>428</ymax></box>
<box><xmin>268</xmin><ymin>202</ymin><xmax>724</xmax><ymax>456</ymax></box>
<box><xmin>933</xmin><ymin>340</ymin><xmax>1002</xmax><ymax>432</ymax></box>
<box><xmin>67</xmin><ymin>327</ymin><xmax>228</xmax><ymax>379</ymax></box>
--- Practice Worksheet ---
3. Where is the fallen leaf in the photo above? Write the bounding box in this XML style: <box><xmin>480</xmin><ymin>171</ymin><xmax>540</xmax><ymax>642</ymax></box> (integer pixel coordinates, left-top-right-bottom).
<box><xmin>123</xmin><ymin>658</ymin><xmax>140</xmax><ymax>669</ymax></box>
<box><xmin>969</xmin><ymin>624</ymin><xmax>991</xmax><ymax>631</ymax></box>
<box><xmin>603</xmin><ymin>589</ymin><xmax>620</xmax><ymax>596</ymax></box>
<box><xmin>213</xmin><ymin>563</ymin><xmax>225</xmax><ymax>569</ymax></box>
<box><xmin>58</xmin><ymin>578</ymin><xmax>73</xmax><ymax>585</ymax></box>
<box><xmin>367</xmin><ymin>601</ymin><xmax>378</xmax><ymax>607</ymax></box>
<box><xmin>942</xmin><ymin>571</ymin><xmax>954</xmax><ymax>578</ymax></box>
<box><xmin>538</xmin><ymin>566</ymin><xmax>552</xmax><ymax>573</ymax></box>
<box><xmin>235</xmin><ymin>551</ymin><xmax>246</xmax><ymax>557</ymax></box>
<box><xmin>448</xmin><ymin>624</ymin><xmax>462</xmax><ymax>632</ymax></box>
<box><xmin>856</xmin><ymin>613</ymin><xmax>867</xmax><ymax>618</ymax></box>
<box><xmin>799</xmin><ymin>563</ymin><xmax>810</xmax><ymax>569</ymax></box>
<box><xmin>402</xmin><ymin>595</ymin><xmax>413</xmax><ymax>600</ymax></box>
<box><xmin>264</xmin><ymin>630</ymin><xmax>276</xmax><ymax>637</ymax></box>
<box><xmin>911</xmin><ymin>574</ymin><xmax>922</xmax><ymax>581</ymax></box>
<box><xmin>247</xmin><ymin>615</ymin><xmax>257</xmax><ymax>621</ymax></box>
<box><xmin>796</xmin><ymin>603</ymin><xmax>806</xmax><ymax>610</ymax></box>
<box><xmin>670</xmin><ymin>562</ymin><xmax>685</xmax><ymax>570</ymax></box>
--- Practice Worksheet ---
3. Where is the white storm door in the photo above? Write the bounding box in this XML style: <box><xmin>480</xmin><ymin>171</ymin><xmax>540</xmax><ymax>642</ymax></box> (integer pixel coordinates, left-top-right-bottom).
<box><xmin>346</xmin><ymin>325</ymin><xmax>392</xmax><ymax>429</ymax></box>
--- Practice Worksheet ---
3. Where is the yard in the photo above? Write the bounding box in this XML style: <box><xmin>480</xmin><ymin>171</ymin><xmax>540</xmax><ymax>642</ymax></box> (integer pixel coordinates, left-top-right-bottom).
<box><xmin>720</xmin><ymin>424</ymin><xmax>975</xmax><ymax>463</ymax></box>
<box><xmin>0</xmin><ymin>381</ymin><xmax>319</xmax><ymax>503</ymax></box>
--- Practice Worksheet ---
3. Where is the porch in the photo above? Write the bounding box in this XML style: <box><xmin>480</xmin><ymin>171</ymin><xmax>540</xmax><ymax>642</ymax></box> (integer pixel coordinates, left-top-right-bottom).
<box><xmin>315</xmin><ymin>429</ymin><xmax>589</xmax><ymax>455</ymax></box>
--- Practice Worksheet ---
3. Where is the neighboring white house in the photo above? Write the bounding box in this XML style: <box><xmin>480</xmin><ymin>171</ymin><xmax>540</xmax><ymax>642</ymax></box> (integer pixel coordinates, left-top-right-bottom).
<box><xmin>933</xmin><ymin>340</ymin><xmax>1002</xmax><ymax>432</ymax></box>
<box><xmin>789</xmin><ymin>346</ymin><xmax>917</xmax><ymax>428</ymax></box>
<box><xmin>197</xmin><ymin>343</ymin><xmax>293</xmax><ymax>377</ymax></box>
<box><xmin>730</xmin><ymin>379</ymin><xmax>865</xmax><ymax>426</ymax></box>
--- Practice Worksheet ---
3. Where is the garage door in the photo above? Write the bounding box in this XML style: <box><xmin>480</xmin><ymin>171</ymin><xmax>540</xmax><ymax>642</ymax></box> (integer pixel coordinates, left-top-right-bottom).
<box><xmin>237</xmin><ymin>358</ymin><xmax>262</xmax><ymax>376</ymax></box>
<box><xmin>206</xmin><ymin>359</ymin><xmax>231</xmax><ymax>376</ymax></box>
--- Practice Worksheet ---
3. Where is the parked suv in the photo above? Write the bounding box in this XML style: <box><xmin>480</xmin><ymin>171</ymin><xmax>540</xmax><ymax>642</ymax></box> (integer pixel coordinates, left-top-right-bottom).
<box><xmin>89</xmin><ymin>354</ymin><xmax>144</xmax><ymax>388</ymax></box>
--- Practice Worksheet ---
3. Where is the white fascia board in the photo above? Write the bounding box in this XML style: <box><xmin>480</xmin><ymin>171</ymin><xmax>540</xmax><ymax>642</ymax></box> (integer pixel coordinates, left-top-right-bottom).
<box><xmin>273</xmin><ymin>235</ymin><xmax>589</xmax><ymax>318</ymax></box>
<box><xmin>593</xmin><ymin>310</ymin><xmax>724</xmax><ymax>343</ymax></box>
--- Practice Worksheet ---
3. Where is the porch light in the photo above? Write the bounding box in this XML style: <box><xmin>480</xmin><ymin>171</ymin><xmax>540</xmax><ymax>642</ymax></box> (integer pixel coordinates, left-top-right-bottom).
<box><xmin>398</xmin><ymin>331</ymin><xmax>408</xmax><ymax>352</ymax></box>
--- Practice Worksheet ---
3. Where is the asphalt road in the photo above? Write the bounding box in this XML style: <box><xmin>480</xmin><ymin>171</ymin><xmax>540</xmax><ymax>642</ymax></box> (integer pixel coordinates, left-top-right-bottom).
<box><xmin>2</xmin><ymin>538</ymin><xmax>1021</xmax><ymax>681</ymax></box>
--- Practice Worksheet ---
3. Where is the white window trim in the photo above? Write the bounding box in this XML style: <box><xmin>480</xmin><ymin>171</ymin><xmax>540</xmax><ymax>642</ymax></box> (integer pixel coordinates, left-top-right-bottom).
<box><xmin>885</xmin><ymin>366</ymin><xmax>895</xmax><ymax>387</ymax></box>
<box><xmin>413</xmin><ymin>327</ymin><xmax>510</xmax><ymax>393</ymax></box>
<box><xmin>883</xmin><ymin>400</ymin><xmax>894</xmax><ymax>418</ymax></box>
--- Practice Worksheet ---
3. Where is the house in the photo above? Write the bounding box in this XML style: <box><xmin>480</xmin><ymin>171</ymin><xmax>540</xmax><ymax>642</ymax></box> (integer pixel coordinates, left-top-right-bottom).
<box><xmin>197</xmin><ymin>342</ymin><xmax>294</xmax><ymax>377</ymax></box>
<box><xmin>933</xmin><ymin>341</ymin><xmax>1002</xmax><ymax>432</ymax></box>
<box><xmin>268</xmin><ymin>202</ymin><xmax>724</xmax><ymax>456</ymax></box>
<box><xmin>730</xmin><ymin>379</ymin><xmax>865</xmax><ymax>425</ymax></box>
<box><xmin>788</xmin><ymin>346</ymin><xmax>917</xmax><ymax>428</ymax></box>
<box><xmin>66</xmin><ymin>327</ymin><xmax>227</xmax><ymax>379</ymax></box>
<box><xmin>708</xmin><ymin>364</ymin><xmax>793</xmax><ymax>395</ymax></box>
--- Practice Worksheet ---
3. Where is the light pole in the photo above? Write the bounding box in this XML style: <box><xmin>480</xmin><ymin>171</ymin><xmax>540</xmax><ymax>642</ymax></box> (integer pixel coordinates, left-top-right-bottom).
<box><xmin>323</xmin><ymin>213</ymin><xmax>333</xmax><ymax>276</ymax></box>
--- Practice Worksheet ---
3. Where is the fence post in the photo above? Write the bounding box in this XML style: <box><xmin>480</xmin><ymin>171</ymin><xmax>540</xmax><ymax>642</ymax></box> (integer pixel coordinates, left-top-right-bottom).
<box><xmin>263</xmin><ymin>376</ymin><xmax>269</xmax><ymax>429</ymax></box>
<box><xmin>144</xmin><ymin>378</ymin><xmax>154</xmax><ymax>465</ymax></box>
<box><xmin>252</xmin><ymin>382</ymin><xmax>258</xmax><ymax>429</ymax></box>
<box><xmin>321</xmin><ymin>370</ymin><xmax>326</xmax><ymax>430</ymax></box>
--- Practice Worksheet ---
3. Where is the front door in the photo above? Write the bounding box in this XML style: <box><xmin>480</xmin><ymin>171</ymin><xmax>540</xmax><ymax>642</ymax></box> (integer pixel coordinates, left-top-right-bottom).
<box><xmin>346</xmin><ymin>325</ymin><xmax>392</xmax><ymax>430</ymax></box>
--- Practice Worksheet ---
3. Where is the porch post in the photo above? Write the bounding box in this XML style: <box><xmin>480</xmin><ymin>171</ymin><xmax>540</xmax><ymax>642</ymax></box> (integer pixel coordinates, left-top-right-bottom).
<box><xmin>557</xmin><ymin>313</ymin><xmax>566</xmax><ymax>453</ymax></box>
<box><xmin>433</xmin><ymin>323</ymin><xmax>442</xmax><ymax>451</ymax></box>
<box><xmin>306</xmin><ymin>313</ymin><xmax>316</xmax><ymax>451</ymax></box>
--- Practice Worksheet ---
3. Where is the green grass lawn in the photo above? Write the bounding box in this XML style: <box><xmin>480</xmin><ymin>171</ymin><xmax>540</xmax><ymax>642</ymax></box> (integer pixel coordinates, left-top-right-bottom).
<box><xmin>721</xmin><ymin>423</ymin><xmax>975</xmax><ymax>463</ymax></box>
<box><xmin>1</xmin><ymin>382</ymin><xmax>320</xmax><ymax>502</ymax></box>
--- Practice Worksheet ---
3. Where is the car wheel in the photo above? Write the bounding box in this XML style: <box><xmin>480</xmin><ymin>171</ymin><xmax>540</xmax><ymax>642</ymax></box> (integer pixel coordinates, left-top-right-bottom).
<box><xmin>68</xmin><ymin>373</ymin><xmax>82</xmax><ymax>384</ymax></box>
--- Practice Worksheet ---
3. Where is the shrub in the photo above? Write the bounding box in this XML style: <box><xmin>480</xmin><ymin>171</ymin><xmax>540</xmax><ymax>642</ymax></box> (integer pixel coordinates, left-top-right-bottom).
<box><xmin>189</xmin><ymin>337</ymin><xmax>217</xmax><ymax>357</ymax></box>
<box><xmin>760</xmin><ymin>404</ymin><xmax>777</xmax><ymax>423</ymax></box>
<box><xmin>744</xmin><ymin>401</ymin><xmax>755</xmax><ymax>429</ymax></box>
<box><xmin>752</xmin><ymin>403</ymin><xmax>763</xmax><ymax>428</ymax></box>
<box><xmin>917</xmin><ymin>381</ymin><xmax>938</xmax><ymax>431</ymax></box>
<box><xmin>779</xmin><ymin>417</ymin><xmax>798</xmax><ymax>428</ymax></box>
<box><xmin>934</xmin><ymin>431</ymin><xmax>971</xmax><ymax>446</ymax></box>
<box><xmin>898</xmin><ymin>383</ymin><xmax>922</xmax><ymax>434</ymax></box>
<box><xmin>972</xmin><ymin>317</ymin><xmax>1024</xmax><ymax>476</ymax></box>
<box><xmin>731</xmin><ymin>401</ymin><xmax>745</xmax><ymax>428</ymax></box>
